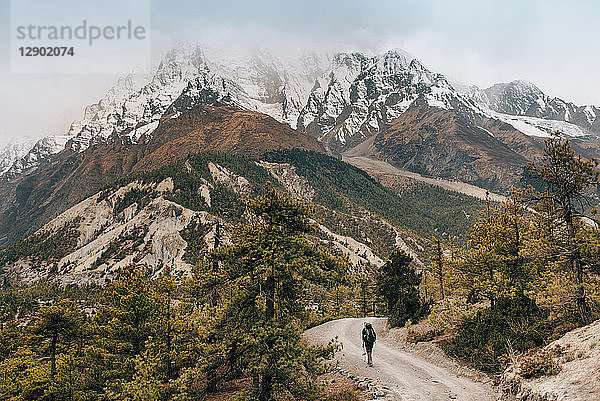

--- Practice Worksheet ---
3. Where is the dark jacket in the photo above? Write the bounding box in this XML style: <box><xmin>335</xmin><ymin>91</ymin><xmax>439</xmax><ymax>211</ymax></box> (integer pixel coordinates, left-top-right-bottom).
<box><xmin>362</xmin><ymin>324</ymin><xmax>376</xmax><ymax>344</ymax></box>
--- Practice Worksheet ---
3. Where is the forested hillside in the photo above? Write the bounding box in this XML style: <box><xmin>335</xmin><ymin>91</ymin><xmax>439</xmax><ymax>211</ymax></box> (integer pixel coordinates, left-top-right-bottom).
<box><xmin>2</xmin><ymin>135</ymin><xmax>600</xmax><ymax>400</ymax></box>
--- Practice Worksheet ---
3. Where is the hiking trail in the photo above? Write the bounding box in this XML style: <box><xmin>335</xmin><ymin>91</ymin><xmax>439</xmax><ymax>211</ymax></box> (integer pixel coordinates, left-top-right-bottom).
<box><xmin>305</xmin><ymin>317</ymin><xmax>498</xmax><ymax>401</ymax></box>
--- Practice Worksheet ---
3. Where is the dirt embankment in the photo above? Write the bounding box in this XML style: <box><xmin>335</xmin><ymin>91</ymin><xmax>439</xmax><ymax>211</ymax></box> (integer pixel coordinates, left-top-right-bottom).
<box><xmin>501</xmin><ymin>319</ymin><xmax>600</xmax><ymax>401</ymax></box>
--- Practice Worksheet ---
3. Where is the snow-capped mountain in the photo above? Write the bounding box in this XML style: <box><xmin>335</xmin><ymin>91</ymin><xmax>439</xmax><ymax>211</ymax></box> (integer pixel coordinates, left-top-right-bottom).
<box><xmin>2</xmin><ymin>46</ymin><xmax>326</xmax><ymax>179</ymax></box>
<box><xmin>3</xmin><ymin>76</ymin><xmax>140</xmax><ymax>178</ymax></box>
<box><xmin>3</xmin><ymin>45</ymin><xmax>600</xmax><ymax>181</ymax></box>
<box><xmin>0</xmin><ymin>139</ymin><xmax>37</xmax><ymax>175</ymax></box>
<box><xmin>456</xmin><ymin>80</ymin><xmax>600</xmax><ymax>137</ymax></box>
<box><xmin>297</xmin><ymin>49</ymin><xmax>473</xmax><ymax>151</ymax></box>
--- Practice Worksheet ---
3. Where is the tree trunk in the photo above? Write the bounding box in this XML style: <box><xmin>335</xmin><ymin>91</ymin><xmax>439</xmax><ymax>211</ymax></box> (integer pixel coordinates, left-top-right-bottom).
<box><xmin>436</xmin><ymin>240</ymin><xmax>444</xmax><ymax>300</ymax></box>
<box><xmin>259</xmin><ymin>374</ymin><xmax>273</xmax><ymax>401</ymax></box>
<box><xmin>166</xmin><ymin>293</ymin><xmax>172</xmax><ymax>381</ymax></box>
<box><xmin>265</xmin><ymin>275</ymin><xmax>275</xmax><ymax>321</ymax></box>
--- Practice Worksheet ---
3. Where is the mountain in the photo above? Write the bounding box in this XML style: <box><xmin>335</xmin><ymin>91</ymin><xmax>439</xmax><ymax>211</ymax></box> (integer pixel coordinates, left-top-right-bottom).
<box><xmin>2</xmin><ymin>47</ymin><xmax>326</xmax><ymax>180</ymax></box>
<box><xmin>297</xmin><ymin>49</ymin><xmax>472</xmax><ymax>152</ymax></box>
<box><xmin>0</xmin><ymin>148</ymin><xmax>489</xmax><ymax>285</ymax></box>
<box><xmin>0</xmin><ymin>104</ymin><xmax>323</xmax><ymax>247</ymax></box>
<box><xmin>2</xmin><ymin>45</ymin><xmax>600</xmax><ymax>248</ymax></box>
<box><xmin>455</xmin><ymin>80</ymin><xmax>600</xmax><ymax>138</ymax></box>
<box><xmin>366</xmin><ymin>98</ymin><xmax>529</xmax><ymax>191</ymax></box>
<box><xmin>0</xmin><ymin>139</ymin><xmax>36</xmax><ymax>175</ymax></box>
<box><xmin>463</xmin><ymin>80</ymin><xmax>600</xmax><ymax>131</ymax></box>
<box><xmin>4</xmin><ymin>46</ymin><xmax>600</xmax><ymax>186</ymax></box>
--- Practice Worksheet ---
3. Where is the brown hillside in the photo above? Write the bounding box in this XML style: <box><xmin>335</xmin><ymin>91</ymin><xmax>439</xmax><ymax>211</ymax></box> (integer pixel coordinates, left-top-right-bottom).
<box><xmin>372</xmin><ymin>98</ymin><xmax>531</xmax><ymax>191</ymax></box>
<box><xmin>0</xmin><ymin>105</ymin><xmax>324</xmax><ymax>247</ymax></box>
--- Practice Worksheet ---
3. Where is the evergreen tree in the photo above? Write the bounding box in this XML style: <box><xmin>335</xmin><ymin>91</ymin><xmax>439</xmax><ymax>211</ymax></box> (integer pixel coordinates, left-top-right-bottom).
<box><xmin>454</xmin><ymin>192</ymin><xmax>537</xmax><ymax>306</ymax></box>
<box><xmin>210</xmin><ymin>188</ymin><xmax>343</xmax><ymax>400</ymax></box>
<box><xmin>528</xmin><ymin>133</ymin><xmax>600</xmax><ymax>323</ymax></box>
<box><xmin>376</xmin><ymin>250</ymin><xmax>427</xmax><ymax>327</ymax></box>
<box><xmin>30</xmin><ymin>298</ymin><xmax>82</xmax><ymax>379</ymax></box>
<box><xmin>94</xmin><ymin>264</ymin><xmax>158</xmax><ymax>387</ymax></box>
<box><xmin>434</xmin><ymin>239</ymin><xmax>445</xmax><ymax>300</ymax></box>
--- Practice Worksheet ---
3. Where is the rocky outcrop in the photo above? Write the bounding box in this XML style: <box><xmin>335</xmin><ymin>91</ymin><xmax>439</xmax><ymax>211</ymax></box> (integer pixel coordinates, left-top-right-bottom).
<box><xmin>2</xmin><ymin>179</ymin><xmax>220</xmax><ymax>285</ymax></box>
<box><xmin>297</xmin><ymin>50</ymin><xmax>467</xmax><ymax>152</ymax></box>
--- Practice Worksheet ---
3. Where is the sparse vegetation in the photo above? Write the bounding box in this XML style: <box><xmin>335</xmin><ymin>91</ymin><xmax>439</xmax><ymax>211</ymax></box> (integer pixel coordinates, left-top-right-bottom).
<box><xmin>113</xmin><ymin>187</ymin><xmax>153</xmax><ymax>216</ymax></box>
<box><xmin>0</xmin><ymin>219</ymin><xmax>81</xmax><ymax>268</ymax></box>
<box><xmin>518</xmin><ymin>344</ymin><xmax>563</xmax><ymax>379</ymax></box>
<box><xmin>420</xmin><ymin>134</ymin><xmax>600</xmax><ymax>375</ymax></box>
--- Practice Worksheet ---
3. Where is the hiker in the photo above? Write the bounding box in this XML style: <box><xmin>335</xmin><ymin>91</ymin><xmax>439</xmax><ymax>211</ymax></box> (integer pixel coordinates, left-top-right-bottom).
<box><xmin>362</xmin><ymin>322</ymin><xmax>376</xmax><ymax>366</ymax></box>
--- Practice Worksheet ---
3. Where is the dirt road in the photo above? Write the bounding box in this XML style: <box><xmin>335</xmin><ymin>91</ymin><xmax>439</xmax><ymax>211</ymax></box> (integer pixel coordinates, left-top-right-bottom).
<box><xmin>305</xmin><ymin>318</ymin><xmax>498</xmax><ymax>401</ymax></box>
<box><xmin>343</xmin><ymin>156</ymin><xmax>507</xmax><ymax>203</ymax></box>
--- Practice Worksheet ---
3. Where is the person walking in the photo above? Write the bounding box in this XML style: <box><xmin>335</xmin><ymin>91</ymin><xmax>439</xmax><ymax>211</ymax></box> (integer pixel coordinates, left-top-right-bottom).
<box><xmin>362</xmin><ymin>322</ymin><xmax>376</xmax><ymax>367</ymax></box>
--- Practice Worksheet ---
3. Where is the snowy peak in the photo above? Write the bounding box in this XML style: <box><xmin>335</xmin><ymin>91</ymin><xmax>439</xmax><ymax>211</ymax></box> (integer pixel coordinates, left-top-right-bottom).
<box><xmin>481</xmin><ymin>80</ymin><xmax>546</xmax><ymax>116</ymax></box>
<box><xmin>3</xmin><ymin>45</ymin><xmax>325</xmax><ymax>180</ymax></box>
<box><xmin>0</xmin><ymin>139</ymin><xmax>36</xmax><ymax>175</ymax></box>
<box><xmin>297</xmin><ymin>49</ymin><xmax>468</xmax><ymax>150</ymax></box>
<box><xmin>459</xmin><ymin>79</ymin><xmax>600</xmax><ymax>135</ymax></box>
<box><xmin>4</xmin><ymin>46</ymin><xmax>600</xmax><ymax>181</ymax></box>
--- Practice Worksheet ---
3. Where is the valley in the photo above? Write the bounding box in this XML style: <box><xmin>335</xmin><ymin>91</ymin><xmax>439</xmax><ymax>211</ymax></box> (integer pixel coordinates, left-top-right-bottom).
<box><xmin>1</xmin><ymin>43</ymin><xmax>600</xmax><ymax>401</ymax></box>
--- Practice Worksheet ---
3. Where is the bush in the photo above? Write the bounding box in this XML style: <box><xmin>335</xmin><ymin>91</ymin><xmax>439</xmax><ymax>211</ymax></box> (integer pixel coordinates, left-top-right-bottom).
<box><xmin>327</xmin><ymin>390</ymin><xmax>360</xmax><ymax>401</ymax></box>
<box><xmin>444</xmin><ymin>296</ymin><xmax>553</xmax><ymax>372</ymax></box>
<box><xmin>428</xmin><ymin>298</ymin><xmax>484</xmax><ymax>334</ymax></box>
<box><xmin>406</xmin><ymin>327</ymin><xmax>438</xmax><ymax>344</ymax></box>
<box><xmin>518</xmin><ymin>344</ymin><xmax>563</xmax><ymax>379</ymax></box>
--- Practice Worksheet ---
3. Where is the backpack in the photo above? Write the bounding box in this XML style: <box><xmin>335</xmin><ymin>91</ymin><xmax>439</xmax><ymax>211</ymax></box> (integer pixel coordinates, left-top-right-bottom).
<box><xmin>363</xmin><ymin>324</ymin><xmax>376</xmax><ymax>343</ymax></box>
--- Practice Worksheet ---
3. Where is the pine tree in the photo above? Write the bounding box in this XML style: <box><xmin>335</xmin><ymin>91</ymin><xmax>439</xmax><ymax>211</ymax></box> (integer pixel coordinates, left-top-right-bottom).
<box><xmin>95</xmin><ymin>264</ymin><xmax>158</xmax><ymax>385</ymax></box>
<box><xmin>376</xmin><ymin>250</ymin><xmax>427</xmax><ymax>327</ymax></box>
<box><xmin>528</xmin><ymin>133</ymin><xmax>600</xmax><ymax>323</ymax></box>
<box><xmin>30</xmin><ymin>298</ymin><xmax>82</xmax><ymax>379</ymax></box>
<box><xmin>155</xmin><ymin>263</ymin><xmax>176</xmax><ymax>382</ymax></box>
<box><xmin>210</xmin><ymin>188</ymin><xmax>344</xmax><ymax>400</ymax></box>
<box><xmin>453</xmin><ymin>191</ymin><xmax>539</xmax><ymax>307</ymax></box>
<box><xmin>434</xmin><ymin>239</ymin><xmax>445</xmax><ymax>300</ymax></box>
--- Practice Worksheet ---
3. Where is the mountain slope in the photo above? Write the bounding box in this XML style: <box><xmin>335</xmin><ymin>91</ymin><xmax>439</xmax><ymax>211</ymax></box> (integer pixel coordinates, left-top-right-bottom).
<box><xmin>362</xmin><ymin>98</ymin><xmax>535</xmax><ymax>191</ymax></box>
<box><xmin>0</xmin><ymin>149</ymin><xmax>486</xmax><ymax>285</ymax></box>
<box><xmin>3</xmin><ymin>46</ymin><xmax>600</xmax><ymax>248</ymax></box>
<box><xmin>5</xmin><ymin>47</ymin><xmax>599</xmax><ymax>192</ymax></box>
<box><xmin>0</xmin><ymin>105</ymin><xmax>323</xmax><ymax>247</ymax></box>
<box><xmin>297</xmin><ymin>50</ymin><xmax>469</xmax><ymax>152</ymax></box>
<box><xmin>457</xmin><ymin>80</ymin><xmax>600</xmax><ymax>137</ymax></box>
<box><xmin>0</xmin><ymin>140</ymin><xmax>36</xmax><ymax>175</ymax></box>
<box><xmin>3</xmin><ymin>47</ymin><xmax>325</xmax><ymax>179</ymax></box>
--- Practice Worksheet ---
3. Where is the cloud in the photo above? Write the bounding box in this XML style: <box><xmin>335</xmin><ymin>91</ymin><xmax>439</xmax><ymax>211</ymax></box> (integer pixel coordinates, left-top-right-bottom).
<box><xmin>1</xmin><ymin>0</ymin><xmax>599</xmax><ymax>144</ymax></box>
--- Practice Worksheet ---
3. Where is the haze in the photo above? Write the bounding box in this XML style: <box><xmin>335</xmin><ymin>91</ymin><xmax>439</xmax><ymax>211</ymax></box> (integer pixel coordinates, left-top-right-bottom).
<box><xmin>1</xmin><ymin>0</ymin><xmax>599</xmax><ymax>144</ymax></box>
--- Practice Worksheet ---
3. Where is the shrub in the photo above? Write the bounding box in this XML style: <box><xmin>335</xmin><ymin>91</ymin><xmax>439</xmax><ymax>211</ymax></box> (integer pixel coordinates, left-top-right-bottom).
<box><xmin>444</xmin><ymin>296</ymin><xmax>553</xmax><ymax>372</ymax></box>
<box><xmin>428</xmin><ymin>298</ymin><xmax>484</xmax><ymax>334</ymax></box>
<box><xmin>518</xmin><ymin>344</ymin><xmax>563</xmax><ymax>379</ymax></box>
<box><xmin>406</xmin><ymin>327</ymin><xmax>438</xmax><ymax>344</ymax></box>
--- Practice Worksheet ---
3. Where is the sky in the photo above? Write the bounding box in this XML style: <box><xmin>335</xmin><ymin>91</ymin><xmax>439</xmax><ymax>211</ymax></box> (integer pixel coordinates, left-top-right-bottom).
<box><xmin>1</xmin><ymin>0</ymin><xmax>599</xmax><ymax>144</ymax></box>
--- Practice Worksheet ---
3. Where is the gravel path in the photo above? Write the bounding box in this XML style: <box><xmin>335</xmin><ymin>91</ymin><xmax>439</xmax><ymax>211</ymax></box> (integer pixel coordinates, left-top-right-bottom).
<box><xmin>343</xmin><ymin>156</ymin><xmax>506</xmax><ymax>203</ymax></box>
<box><xmin>305</xmin><ymin>317</ymin><xmax>498</xmax><ymax>401</ymax></box>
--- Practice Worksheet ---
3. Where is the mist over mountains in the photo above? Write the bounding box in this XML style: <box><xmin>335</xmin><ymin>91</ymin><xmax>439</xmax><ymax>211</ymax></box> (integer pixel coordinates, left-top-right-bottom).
<box><xmin>2</xmin><ymin>46</ymin><xmax>598</xmax><ymax>181</ymax></box>
<box><xmin>0</xmin><ymin>45</ymin><xmax>599</xmax><ymax>248</ymax></box>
